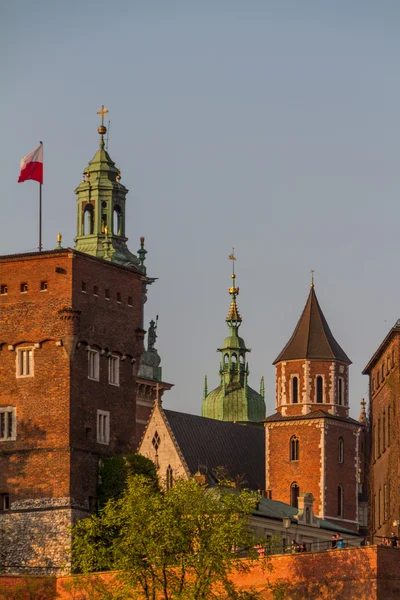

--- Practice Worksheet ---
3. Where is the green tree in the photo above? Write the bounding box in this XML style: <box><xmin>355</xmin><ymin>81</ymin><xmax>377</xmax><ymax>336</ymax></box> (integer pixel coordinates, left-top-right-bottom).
<box><xmin>72</xmin><ymin>476</ymin><xmax>265</xmax><ymax>599</ymax></box>
<box><xmin>97</xmin><ymin>454</ymin><xmax>158</xmax><ymax>508</ymax></box>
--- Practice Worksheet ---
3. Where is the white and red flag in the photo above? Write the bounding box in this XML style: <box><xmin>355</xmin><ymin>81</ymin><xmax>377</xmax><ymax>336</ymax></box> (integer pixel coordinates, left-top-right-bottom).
<box><xmin>18</xmin><ymin>142</ymin><xmax>43</xmax><ymax>184</ymax></box>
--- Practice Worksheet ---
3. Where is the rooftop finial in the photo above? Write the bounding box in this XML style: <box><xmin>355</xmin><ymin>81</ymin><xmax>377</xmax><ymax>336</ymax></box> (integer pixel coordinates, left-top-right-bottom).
<box><xmin>226</xmin><ymin>247</ymin><xmax>242</xmax><ymax>325</ymax></box>
<box><xmin>138</xmin><ymin>236</ymin><xmax>147</xmax><ymax>273</ymax></box>
<box><xmin>359</xmin><ymin>398</ymin><xmax>367</xmax><ymax>423</ymax></box>
<box><xmin>310</xmin><ymin>269</ymin><xmax>315</xmax><ymax>288</ymax></box>
<box><xmin>97</xmin><ymin>105</ymin><xmax>108</xmax><ymax>148</ymax></box>
<box><xmin>57</xmin><ymin>233</ymin><xmax>62</xmax><ymax>249</ymax></box>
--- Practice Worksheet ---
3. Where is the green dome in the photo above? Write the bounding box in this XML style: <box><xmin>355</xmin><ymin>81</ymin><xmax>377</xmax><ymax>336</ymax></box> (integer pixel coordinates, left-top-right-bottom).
<box><xmin>202</xmin><ymin>383</ymin><xmax>265</xmax><ymax>422</ymax></box>
<box><xmin>220</xmin><ymin>335</ymin><xmax>248</xmax><ymax>351</ymax></box>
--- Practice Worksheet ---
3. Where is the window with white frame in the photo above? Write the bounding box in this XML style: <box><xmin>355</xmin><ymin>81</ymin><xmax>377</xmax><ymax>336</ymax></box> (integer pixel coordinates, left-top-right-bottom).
<box><xmin>16</xmin><ymin>348</ymin><xmax>33</xmax><ymax>378</ymax></box>
<box><xmin>0</xmin><ymin>407</ymin><xmax>16</xmax><ymax>441</ymax></box>
<box><xmin>88</xmin><ymin>350</ymin><xmax>100</xmax><ymax>381</ymax></box>
<box><xmin>108</xmin><ymin>355</ymin><xmax>120</xmax><ymax>386</ymax></box>
<box><xmin>97</xmin><ymin>410</ymin><xmax>110</xmax><ymax>445</ymax></box>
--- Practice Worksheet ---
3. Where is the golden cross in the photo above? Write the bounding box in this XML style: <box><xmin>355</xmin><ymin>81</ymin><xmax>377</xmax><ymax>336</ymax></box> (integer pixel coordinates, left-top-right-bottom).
<box><xmin>228</xmin><ymin>247</ymin><xmax>236</xmax><ymax>276</ymax></box>
<box><xmin>97</xmin><ymin>105</ymin><xmax>108</xmax><ymax>127</ymax></box>
<box><xmin>311</xmin><ymin>269</ymin><xmax>315</xmax><ymax>287</ymax></box>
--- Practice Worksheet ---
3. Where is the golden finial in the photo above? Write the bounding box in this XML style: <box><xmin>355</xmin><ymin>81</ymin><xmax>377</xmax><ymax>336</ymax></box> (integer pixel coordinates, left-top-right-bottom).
<box><xmin>228</xmin><ymin>247</ymin><xmax>240</xmax><ymax>299</ymax></box>
<box><xmin>97</xmin><ymin>105</ymin><xmax>108</xmax><ymax>136</ymax></box>
<box><xmin>117</xmin><ymin>169</ymin><xmax>121</xmax><ymax>182</ymax></box>
<box><xmin>57</xmin><ymin>233</ymin><xmax>62</xmax><ymax>249</ymax></box>
<box><xmin>310</xmin><ymin>269</ymin><xmax>315</xmax><ymax>288</ymax></box>
<box><xmin>104</xmin><ymin>225</ymin><xmax>109</xmax><ymax>236</ymax></box>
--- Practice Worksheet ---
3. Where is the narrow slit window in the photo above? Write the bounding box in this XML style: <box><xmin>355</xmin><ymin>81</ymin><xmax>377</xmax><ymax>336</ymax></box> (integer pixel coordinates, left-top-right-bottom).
<box><xmin>316</xmin><ymin>376</ymin><xmax>323</xmax><ymax>403</ymax></box>
<box><xmin>292</xmin><ymin>377</ymin><xmax>298</xmax><ymax>404</ymax></box>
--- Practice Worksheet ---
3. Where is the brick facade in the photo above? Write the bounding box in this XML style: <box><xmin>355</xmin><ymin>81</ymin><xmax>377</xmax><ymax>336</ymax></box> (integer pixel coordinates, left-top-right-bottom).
<box><xmin>0</xmin><ymin>249</ymin><xmax>144</xmax><ymax>573</ymax></box>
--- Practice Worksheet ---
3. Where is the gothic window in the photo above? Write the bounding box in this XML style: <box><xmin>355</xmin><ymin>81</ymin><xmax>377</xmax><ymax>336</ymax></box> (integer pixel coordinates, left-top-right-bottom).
<box><xmin>108</xmin><ymin>355</ymin><xmax>120</xmax><ymax>386</ymax></box>
<box><xmin>290</xmin><ymin>483</ymin><xmax>300</xmax><ymax>508</ymax></box>
<box><xmin>0</xmin><ymin>408</ymin><xmax>16</xmax><ymax>441</ymax></box>
<box><xmin>88</xmin><ymin>350</ymin><xmax>100</xmax><ymax>381</ymax></box>
<box><xmin>152</xmin><ymin>431</ymin><xmax>161</xmax><ymax>452</ymax></box>
<box><xmin>337</xmin><ymin>485</ymin><xmax>344</xmax><ymax>518</ymax></box>
<box><xmin>338</xmin><ymin>377</ymin><xmax>344</xmax><ymax>405</ymax></box>
<box><xmin>83</xmin><ymin>205</ymin><xmax>94</xmax><ymax>235</ymax></box>
<box><xmin>231</xmin><ymin>354</ymin><xmax>237</xmax><ymax>363</ymax></box>
<box><xmin>338</xmin><ymin>437</ymin><xmax>344</xmax><ymax>464</ymax></box>
<box><xmin>316</xmin><ymin>376</ymin><xmax>323</xmax><ymax>403</ymax></box>
<box><xmin>383</xmin><ymin>411</ymin><xmax>386</xmax><ymax>451</ymax></box>
<box><xmin>290</xmin><ymin>436</ymin><xmax>299</xmax><ymax>461</ymax></box>
<box><xmin>17</xmin><ymin>348</ymin><xmax>33</xmax><ymax>378</ymax></box>
<box><xmin>224</xmin><ymin>354</ymin><xmax>229</xmax><ymax>364</ymax></box>
<box><xmin>166</xmin><ymin>465</ymin><xmax>173</xmax><ymax>490</ymax></box>
<box><xmin>97</xmin><ymin>410</ymin><xmax>110</xmax><ymax>445</ymax></box>
<box><xmin>291</xmin><ymin>377</ymin><xmax>298</xmax><ymax>404</ymax></box>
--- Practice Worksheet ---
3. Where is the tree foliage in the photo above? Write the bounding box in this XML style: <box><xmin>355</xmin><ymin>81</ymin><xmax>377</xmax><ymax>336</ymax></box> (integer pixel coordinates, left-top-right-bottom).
<box><xmin>97</xmin><ymin>454</ymin><xmax>158</xmax><ymax>508</ymax></box>
<box><xmin>72</xmin><ymin>475</ymin><xmax>264</xmax><ymax>599</ymax></box>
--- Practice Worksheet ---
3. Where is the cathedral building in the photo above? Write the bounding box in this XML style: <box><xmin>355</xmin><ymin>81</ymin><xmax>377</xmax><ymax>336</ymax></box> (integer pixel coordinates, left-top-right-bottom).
<box><xmin>264</xmin><ymin>282</ymin><xmax>364</xmax><ymax>532</ymax></box>
<box><xmin>201</xmin><ymin>257</ymin><xmax>266</xmax><ymax>423</ymax></box>
<box><xmin>363</xmin><ymin>320</ymin><xmax>400</xmax><ymax>537</ymax></box>
<box><xmin>0</xmin><ymin>111</ymin><xmax>152</xmax><ymax>573</ymax></box>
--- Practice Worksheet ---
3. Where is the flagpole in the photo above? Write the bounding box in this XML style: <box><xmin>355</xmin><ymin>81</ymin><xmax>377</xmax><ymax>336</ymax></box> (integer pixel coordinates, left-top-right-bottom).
<box><xmin>39</xmin><ymin>182</ymin><xmax>42</xmax><ymax>252</ymax></box>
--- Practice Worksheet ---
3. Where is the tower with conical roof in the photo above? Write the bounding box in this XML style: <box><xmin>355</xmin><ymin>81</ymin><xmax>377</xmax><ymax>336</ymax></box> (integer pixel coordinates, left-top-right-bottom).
<box><xmin>202</xmin><ymin>250</ymin><xmax>265</xmax><ymax>423</ymax></box>
<box><xmin>264</xmin><ymin>276</ymin><xmax>362</xmax><ymax>532</ymax></box>
<box><xmin>74</xmin><ymin>106</ymin><xmax>143</xmax><ymax>271</ymax></box>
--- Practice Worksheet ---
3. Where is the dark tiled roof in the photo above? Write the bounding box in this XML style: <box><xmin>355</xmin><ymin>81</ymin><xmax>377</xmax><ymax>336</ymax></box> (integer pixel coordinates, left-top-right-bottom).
<box><xmin>274</xmin><ymin>287</ymin><xmax>351</xmax><ymax>365</ymax></box>
<box><xmin>362</xmin><ymin>320</ymin><xmax>400</xmax><ymax>374</ymax></box>
<box><xmin>263</xmin><ymin>410</ymin><xmax>361</xmax><ymax>427</ymax></box>
<box><xmin>164</xmin><ymin>410</ymin><xmax>265</xmax><ymax>491</ymax></box>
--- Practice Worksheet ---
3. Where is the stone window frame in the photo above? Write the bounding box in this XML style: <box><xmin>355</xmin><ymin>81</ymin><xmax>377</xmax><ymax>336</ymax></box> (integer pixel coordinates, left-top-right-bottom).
<box><xmin>315</xmin><ymin>375</ymin><xmax>324</xmax><ymax>404</ymax></box>
<box><xmin>97</xmin><ymin>410</ymin><xmax>110</xmax><ymax>445</ymax></box>
<box><xmin>16</xmin><ymin>347</ymin><xmax>34</xmax><ymax>378</ymax></box>
<box><xmin>290</xmin><ymin>375</ymin><xmax>299</xmax><ymax>404</ymax></box>
<box><xmin>0</xmin><ymin>407</ymin><xmax>16</xmax><ymax>442</ymax></box>
<box><xmin>108</xmin><ymin>355</ymin><xmax>120</xmax><ymax>387</ymax></box>
<box><xmin>88</xmin><ymin>349</ymin><xmax>100</xmax><ymax>381</ymax></box>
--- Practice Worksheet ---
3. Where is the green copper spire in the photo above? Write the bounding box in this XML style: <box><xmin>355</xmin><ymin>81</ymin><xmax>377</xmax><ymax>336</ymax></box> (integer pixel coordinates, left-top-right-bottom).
<box><xmin>74</xmin><ymin>106</ymin><xmax>142</xmax><ymax>271</ymax></box>
<box><xmin>202</xmin><ymin>249</ymin><xmax>266</xmax><ymax>423</ymax></box>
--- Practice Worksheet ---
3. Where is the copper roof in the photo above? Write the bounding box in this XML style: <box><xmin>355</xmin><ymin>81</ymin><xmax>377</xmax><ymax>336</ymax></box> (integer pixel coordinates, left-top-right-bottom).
<box><xmin>273</xmin><ymin>287</ymin><xmax>351</xmax><ymax>365</ymax></box>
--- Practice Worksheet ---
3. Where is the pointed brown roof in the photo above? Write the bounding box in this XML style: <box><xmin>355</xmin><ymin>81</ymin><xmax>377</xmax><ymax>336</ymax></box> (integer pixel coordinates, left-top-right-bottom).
<box><xmin>273</xmin><ymin>287</ymin><xmax>351</xmax><ymax>365</ymax></box>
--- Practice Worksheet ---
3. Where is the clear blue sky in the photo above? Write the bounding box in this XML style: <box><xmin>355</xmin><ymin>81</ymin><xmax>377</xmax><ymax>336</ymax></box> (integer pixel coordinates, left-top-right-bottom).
<box><xmin>2</xmin><ymin>1</ymin><xmax>400</xmax><ymax>418</ymax></box>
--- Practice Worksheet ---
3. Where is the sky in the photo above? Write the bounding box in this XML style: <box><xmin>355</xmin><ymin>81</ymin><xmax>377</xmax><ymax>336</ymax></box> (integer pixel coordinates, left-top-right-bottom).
<box><xmin>2</xmin><ymin>1</ymin><xmax>400</xmax><ymax>419</ymax></box>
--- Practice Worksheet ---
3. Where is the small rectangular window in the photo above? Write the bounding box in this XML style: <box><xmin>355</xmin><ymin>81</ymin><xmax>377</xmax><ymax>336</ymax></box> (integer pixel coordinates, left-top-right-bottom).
<box><xmin>40</xmin><ymin>281</ymin><xmax>48</xmax><ymax>291</ymax></box>
<box><xmin>0</xmin><ymin>284</ymin><xmax>7</xmax><ymax>295</ymax></box>
<box><xmin>81</xmin><ymin>282</ymin><xmax>87</xmax><ymax>293</ymax></box>
<box><xmin>128</xmin><ymin>296</ymin><xmax>132</xmax><ymax>307</ymax></box>
<box><xmin>20</xmin><ymin>283</ymin><xmax>28</xmax><ymax>293</ymax></box>
<box><xmin>88</xmin><ymin>350</ymin><xmax>100</xmax><ymax>381</ymax></box>
<box><xmin>108</xmin><ymin>355</ymin><xmax>120</xmax><ymax>386</ymax></box>
<box><xmin>0</xmin><ymin>408</ymin><xmax>16</xmax><ymax>441</ymax></box>
<box><xmin>93</xmin><ymin>286</ymin><xmax>98</xmax><ymax>296</ymax></box>
<box><xmin>17</xmin><ymin>348</ymin><xmax>33</xmax><ymax>377</ymax></box>
<box><xmin>97</xmin><ymin>410</ymin><xmax>110</xmax><ymax>445</ymax></box>
<box><xmin>117</xmin><ymin>292</ymin><xmax>121</xmax><ymax>303</ymax></box>
<box><xmin>0</xmin><ymin>493</ymin><xmax>10</xmax><ymax>511</ymax></box>
<box><xmin>105</xmin><ymin>289</ymin><xmax>110</xmax><ymax>300</ymax></box>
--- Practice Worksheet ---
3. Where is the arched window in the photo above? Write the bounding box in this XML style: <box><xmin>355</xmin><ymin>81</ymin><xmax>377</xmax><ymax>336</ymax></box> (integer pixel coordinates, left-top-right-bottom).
<box><xmin>290</xmin><ymin>436</ymin><xmax>299</xmax><ymax>461</ymax></box>
<box><xmin>224</xmin><ymin>354</ymin><xmax>229</xmax><ymax>364</ymax></box>
<box><xmin>113</xmin><ymin>205</ymin><xmax>122</xmax><ymax>235</ymax></box>
<box><xmin>231</xmin><ymin>354</ymin><xmax>237</xmax><ymax>363</ymax></box>
<box><xmin>338</xmin><ymin>437</ymin><xmax>344</xmax><ymax>464</ymax></box>
<box><xmin>290</xmin><ymin>483</ymin><xmax>300</xmax><ymax>508</ymax></box>
<box><xmin>291</xmin><ymin>377</ymin><xmax>298</xmax><ymax>404</ymax></box>
<box><xmin>316</xmin><ymin>376</ymin><xmax>323</xmax><ymax>403</ymax></box>
<box><xmin>337</xmin><ymin>485</ymin><xmax>344</xmax><ymax>517</ymax></box>
<box><xmin>239</xmin><ymin>354</ymin><xmax>244</xmax><ymax>364</ymax></box>
<box><xmin>166</xmin><ymin>465</ymin><xmax>173</xmax><ymax>490</ymax></box>
<box><xmin>83</xmin><ymin>205</ymin><xmax>94</xmax><ymax>235</ymax></box>
<box><xmin>338</xmin><ymin>377</ymin><xmax>344</xmax><ymax>405</ymax></box>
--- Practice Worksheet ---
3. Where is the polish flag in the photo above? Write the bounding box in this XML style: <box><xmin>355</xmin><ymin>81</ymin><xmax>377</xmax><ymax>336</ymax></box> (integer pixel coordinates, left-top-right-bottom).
<box><xmin>18</xmin><ymin>143</ymin><xmax>43</xmax><ymax>184</ymax></box>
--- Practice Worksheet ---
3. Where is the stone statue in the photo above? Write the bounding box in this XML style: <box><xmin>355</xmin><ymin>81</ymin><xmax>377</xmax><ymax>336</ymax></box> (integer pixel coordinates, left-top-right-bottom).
<box><xmin>147</xmin><ymin>316</ymin><xmax>158</xmax><ymax>352</ymax></box>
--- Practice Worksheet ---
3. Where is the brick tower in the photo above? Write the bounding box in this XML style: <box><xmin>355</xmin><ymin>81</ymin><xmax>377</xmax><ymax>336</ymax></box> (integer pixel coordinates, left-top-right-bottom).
<box><xmin>0</xmin><ymin>110</ymin><xmax>151</xmax><ymax>573</ymax></box>
<box><xmin>264</xmin><ymin>281</ymin><xmax>362</xmax><ymax>532</ymax></box>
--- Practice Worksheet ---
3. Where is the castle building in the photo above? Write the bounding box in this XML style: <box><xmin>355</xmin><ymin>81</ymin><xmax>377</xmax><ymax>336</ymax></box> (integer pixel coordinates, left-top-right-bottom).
<box><xmin>136</xmin><ymin>316</ymin><xmax>173</xmax><ymax>443</ymax></box>
<box><xmin>0</xmin><ymin>111</ymin><xmax>151</xmax><ymax>573</ymax></box>
<box><xmin>201</xmin><ymin>256</ymin><xmax>266</xmax><ymax>422</ymax></box>
<box><xmin>363</xmin><ymin>320</ymin><xmax>400</xmax><ymax>537</ymax></box>
<box><xmin>264</xmin><ymin>282</ymin><xmax>363</xmax><ymax>532</ymax></box>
